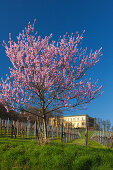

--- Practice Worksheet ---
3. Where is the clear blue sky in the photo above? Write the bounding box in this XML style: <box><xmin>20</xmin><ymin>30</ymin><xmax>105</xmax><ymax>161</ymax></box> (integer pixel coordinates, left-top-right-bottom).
<box><xmin>0</xmin><ymin>0</ymin><xmax>113</xmax><ymax>126</ymax></box>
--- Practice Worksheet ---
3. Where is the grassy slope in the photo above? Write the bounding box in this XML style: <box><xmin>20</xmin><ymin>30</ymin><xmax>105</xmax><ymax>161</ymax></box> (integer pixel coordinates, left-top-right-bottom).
<box><xmin>73</xmin><ymin>129</ymin><xmax>106</xmax><ymax>148</ymax></box>
<box><xmin>0</xmin><ymin>137</ymin><xmax>113</xmax><ymax>170</ymax></box>
<box><xmin>70</xmin><ymin>138</ymin><xmax>106</xmax><ymax>148</ymax></box>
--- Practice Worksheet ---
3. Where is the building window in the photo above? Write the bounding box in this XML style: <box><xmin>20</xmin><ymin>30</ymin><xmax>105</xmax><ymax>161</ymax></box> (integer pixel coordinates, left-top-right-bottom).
<box><xmin>77</xmin><ymin>118</ymin><xmax>79</xmax><ymax>121</ymax></box>
<box><xmin>82</xmin><ymin>117</ymin><xmax>84</xmax><ymax>120</ymax></box>
<box><xmin>77</xmin><ymin>123</ymin><xmax>79</xmax><ymax>127</ymax></box>
<box><xmin>73</xmin><ymin>118</ymin><xmax>75</xmax><ymax>121</ymax></box>
<box><xmin>82</xmin><ymin>122</ymin><xmax>84</xmax><ymax>125</ymax></box>
<box><xmin>68</xmin><ymin>118</ymin><xmax>69</xmax><ymax>121</ymax></box>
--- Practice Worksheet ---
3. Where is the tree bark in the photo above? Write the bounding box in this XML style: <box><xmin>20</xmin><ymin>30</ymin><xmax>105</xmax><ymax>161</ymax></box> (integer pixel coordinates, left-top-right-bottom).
<box><xmin>42</xmin><ymin>100</ymin><xmax>47</xmax><ymax>143</ymax></box>
<box><xmin>43</xmin><ymin>114</ymin><xmax>47</xmax><ymax>143</ymax></box>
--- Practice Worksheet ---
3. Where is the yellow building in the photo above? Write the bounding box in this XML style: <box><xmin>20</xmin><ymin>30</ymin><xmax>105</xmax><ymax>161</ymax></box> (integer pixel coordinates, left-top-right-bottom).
<box><xmin>49</xmin><ymin>114</ymin><xmax>96</xmax><ymax>129</ymax></box>
<box><xmin>63</xmin><ymin>115</ymin><xmax>86</xmax><ymax>128</ymax></box>
<box><xmin>63</xmin><ymin>115</ymin><xmax>96</xmax><ymax>129</ymax></box>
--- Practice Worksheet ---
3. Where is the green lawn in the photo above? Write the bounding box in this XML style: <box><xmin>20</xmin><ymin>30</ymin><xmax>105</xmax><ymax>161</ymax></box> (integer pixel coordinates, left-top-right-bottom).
<box><xmin>79</xmin><ymin>129</ymin><xmax>98</xmax><ymax>139</ymax></box>
<box><xmin>0</xmin><ymin>137</ymin><xmax>113</xmax><ymax>170</ymax></box>
<box><xmin>70</xmin><ymin>138</ymin><xmax>106</xmax><ymax>149</ymax></box>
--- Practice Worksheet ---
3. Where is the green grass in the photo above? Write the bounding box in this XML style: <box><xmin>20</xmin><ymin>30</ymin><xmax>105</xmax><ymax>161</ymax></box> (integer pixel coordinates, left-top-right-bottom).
<box><xmin>0</xmin><ymin>137</ymin><xmax>113</xmax><ymax>170</ymax></box>
<box><xmin>70</xmin><ymin>138</ymin><xmax>106</xmax><ymax>148</ymax></box>
<box><xmin>79</xmin><ymin>129</ymin><xmax>98</xmax><ymax>139</ymax></box>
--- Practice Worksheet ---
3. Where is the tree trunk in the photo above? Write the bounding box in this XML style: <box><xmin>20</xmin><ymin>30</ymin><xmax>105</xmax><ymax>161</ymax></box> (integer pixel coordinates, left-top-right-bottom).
<box><xmin>42</xmin><ymin>100</ymin><xmax>47</xmax><ymax>143</ymax></box>
<box><xmin>41</xmin><ymin>97</ymin><xmax>48</xmax><ymax>143</ymax></box>
<box><xmin>43</xmin><ymin>114</ymin><xmax>47</xmax><ymax>143</ymax></box>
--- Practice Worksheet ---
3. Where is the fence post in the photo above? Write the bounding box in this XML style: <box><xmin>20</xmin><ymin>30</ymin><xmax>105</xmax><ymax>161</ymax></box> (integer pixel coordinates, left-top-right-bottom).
<box><xmin>100</xmin><ymin>119</ymin><xmax>102</xmax><ymax>144</ymax></box>
<box><xmin>71</xmin><ymin>124</ymin><xmax>72</xmax><ymax>141</ymax></box>
<box><xmin>7</xmin><ymin>118</ymin><xmax>9</xmax><ymax>137</ymax></box>
<box><xmin>11</xmin><ymin>120</ymin><xmax>14</xmax><ymax>138</ymax></box>
<box><xmin>36</xmin><ymin>116</ymin><xmax>40</xmax><ymax>140</ymax></box>
<box><xmin>60</xmin><ymin>124</ymin><xmax>61</xmax><ymax>139</ymax></box>
<box><xmin>1</xmin><ymin>119</ymin><xmax>3</xmax><ymax>136</ymax></box>
<box><xmin>52</xmin><ymin>124</ymin><xmax>53</xmax><ymax>140</ymax></box>
<box><xmin>61</xmin><ymin>122</ymin><xmax>63</xmax><ymax>142</ymax></box>
<box><xmin>66</xmin><ymin>123</ymin><xmax>68</xmax><ymax>143</ymax></box>
<box><xmin>21</xmin><ymin>121</ymin><xmax>22</xmax><ymax>137</ymax></box>
<box><xmin>110</xmin><ymin>131</ymin><xmax>112</xmax><ymax>146</ymax></box>
<box><xmin>72</xmin><ymin>127</ymin><xmax>73</xmax><ymax>140</ymax></box>
<box><xmin>85</xmin><ymin>116</ymin><xmax>88</xmax><ymax>146</ymax></box>
<box><xmin>57</xmin><ymin>124</ymin><xmax>58</xmax><ymax>139</ymax></box>
<box><xmin>17</xmin><ymin>120</ymin><xmax>18</xmax><ymax>137</ymax></box>
<box><xmin>47</xmin><ymin>124</ymin><xmax>49</xmax><ymax>139</ymax></box>
<box><xmin>69</xmin><ymin>124</ymin><xmax>70</xmax><ymax>142</ymax></box>
<box><xmin>34</xmin><ymin>121</ymin><xmax>36</xmax><ymax>138</ymax></box>
<box><xmin>26</xmin><ymin>122</ymin><xmax>29</xmax><ymax>138</ymax></box>
<box><xmin>46</xmin><ymin>120</ymin><xmax>48</xmax><ymax>139</ymax></box>
<box><xmin>100</xmin><ymin>130</ymin><xmax>102</xmax><ymax>144</ymax></box>
<box><xmin>74</xmin><ymin>128</ymin><xmax>76</xmax><ymax>139</ymax></box>
<box><xmin>0</xmin><ymin>118</ymin><xmax>1</xmax><ymax>136</ymax></box>
<box><xmin>103</xmin><ymin>121</ymin><xmax>105</xmax><ymax>145</ymax></box>
<box><xmin>4</xmin><ymin>120</ymin><xmax>6</xmax><ymax>136</ymax></box>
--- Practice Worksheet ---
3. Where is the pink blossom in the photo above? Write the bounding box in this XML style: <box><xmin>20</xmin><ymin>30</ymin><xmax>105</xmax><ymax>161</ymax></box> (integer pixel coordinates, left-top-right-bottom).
<box><xmin>0</xmin><ymin>21</ymin><xmax>102</xmax><ymax>115</ymax></box>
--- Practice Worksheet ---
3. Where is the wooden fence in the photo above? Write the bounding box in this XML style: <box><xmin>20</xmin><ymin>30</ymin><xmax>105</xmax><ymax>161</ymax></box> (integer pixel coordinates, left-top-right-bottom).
<box><xmin>91</xmin><ymin>130</ymin><xmax>113</xmax><ymax>147</ymax></box>
<box><xmin>0</xmin><ymin>117</ymin><xmax>81</xmax><ymax>143</ymax></box>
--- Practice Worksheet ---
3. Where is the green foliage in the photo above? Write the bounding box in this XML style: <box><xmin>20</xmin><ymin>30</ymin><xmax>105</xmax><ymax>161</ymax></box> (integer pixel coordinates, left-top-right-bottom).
<box><xmin>72</xmin><ymin>155</ymin><xmax>92</xmax><ymax>170</ymax></box>
<box><xmin>0</xmin><ymin>138</ymin><xmax>113</xmax><ymax>170</ymax></box>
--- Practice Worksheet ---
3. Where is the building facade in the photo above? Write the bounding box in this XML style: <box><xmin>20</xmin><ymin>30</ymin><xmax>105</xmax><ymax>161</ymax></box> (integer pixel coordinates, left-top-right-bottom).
<box><xmin>49</xmin><ymin>114</ymin><xmax>96</xmax><ymax>129</ymax></box>
<box><xmin>63</xmin><ymin>115</ymin><xmax>86</xmax><ymax>128</ymax></box>
<box><xmin>63</xmin><ymin>115</ymin><xmax>96</xmax><ymax>129</ymax></box>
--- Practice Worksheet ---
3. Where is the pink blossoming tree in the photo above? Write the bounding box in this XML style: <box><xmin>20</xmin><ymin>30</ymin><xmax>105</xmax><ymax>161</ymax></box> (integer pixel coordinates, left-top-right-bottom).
<box><xmin>0</xmin><ymin>21</ymin><xmax>102</xmax><ymax>141</ymax></box>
